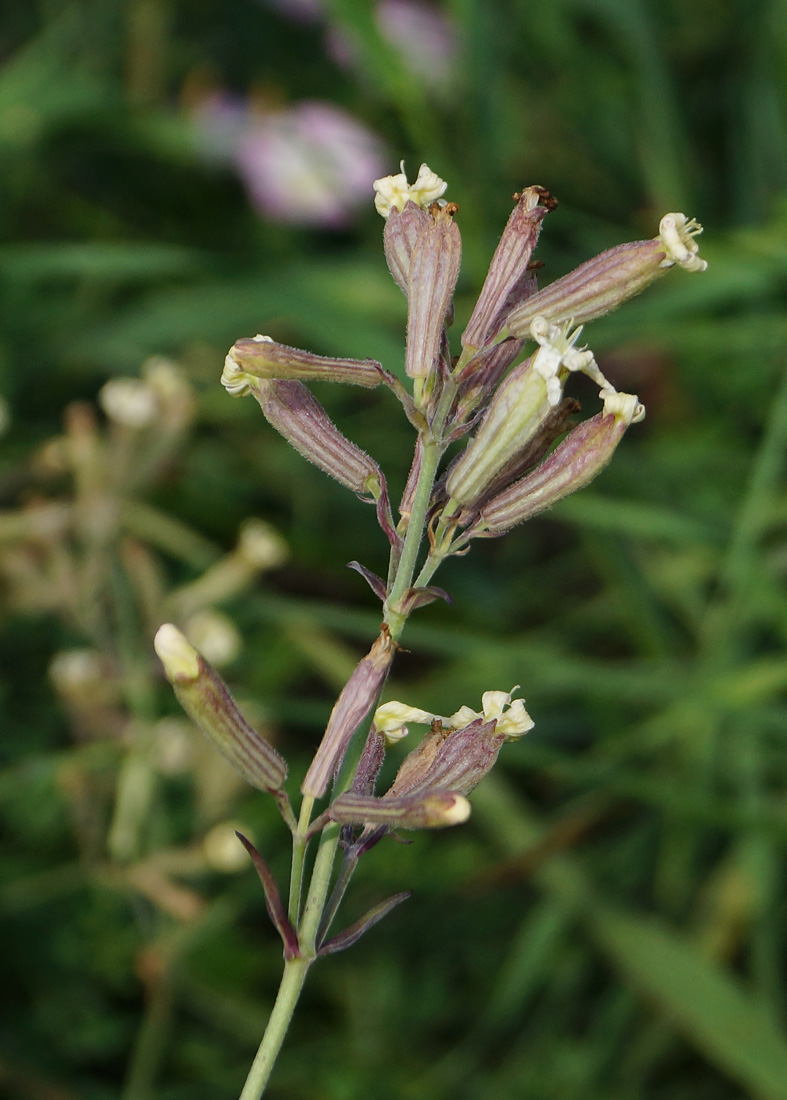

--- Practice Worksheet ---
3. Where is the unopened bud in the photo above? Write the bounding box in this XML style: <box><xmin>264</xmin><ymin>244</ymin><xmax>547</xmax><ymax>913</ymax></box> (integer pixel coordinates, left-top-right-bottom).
<box><xmin>154</xmin><ymin>624</ymin><xmax>287</xmax><ymax>793</ymax></box>
<box><xmin>245</xmin><ymin>378</ymin><xmax>383</xmax><ymax>500</ymax></box>
<box><xmin>475</xmin><ymin>391</ymin><xmax>645</xmax><ymax>535</ymax></box>
<box><xmin>405</xmin><ymin>204</ymin><xmax>461</xmax><ymax>382</ymax></box>
<box><xmin>329</xmin><ymin>790</ymin><xmax>470</xmax><ymax>829</ymax></box>
<box><xmin>462</xmin><ymin>186</ymin><xmax>555</xmax><ymax>350</ymax></box>
<box><xmin>224</xmin><ymin>335</ymin><xmax>385</xmax><ymax>391</ymax></box>
<box><xmin>301</xmin><ymin>629</ymin><xmax>396</xmax><ymax>798</ymax></box>
<box><xmin>505</xmin><ymin>212</ymin><xmax>706</xmax><ymax>335</ymax></box>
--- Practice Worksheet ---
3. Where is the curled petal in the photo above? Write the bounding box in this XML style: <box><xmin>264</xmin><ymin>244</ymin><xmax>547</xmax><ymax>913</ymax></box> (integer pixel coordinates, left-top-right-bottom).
<box><xmin>373</xmin><ymin>161</ymin><xmax>447</xmax><ymax>218</ymax></box>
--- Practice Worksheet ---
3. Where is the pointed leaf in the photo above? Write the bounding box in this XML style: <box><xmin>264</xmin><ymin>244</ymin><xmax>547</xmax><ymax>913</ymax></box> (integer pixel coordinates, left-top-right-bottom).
<box><xmin>235</xmin><ymin>832</ymin><xmax>300</xmax><ymax>960</ymax></box>
<box><xmin>591</xmin><ymin>906</ymin><xmax>787</xmax><ymax>1100</ymax></box>
<box><xmin>317</xmin><ymin>892</ymin><xmax>412</xmax><ymax>956</ymax></box>
<box><xmin>347</xmin><ymin>561</ymin><xmax>387</xmax><ymax>601</ymax></box>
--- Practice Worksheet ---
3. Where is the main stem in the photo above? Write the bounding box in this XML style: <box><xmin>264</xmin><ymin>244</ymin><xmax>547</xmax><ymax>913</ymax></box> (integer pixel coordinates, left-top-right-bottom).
<box><xmin>239</xmin><ymin>388</ymin><xmax>456</xmax><ymax>1099</ymax></box>
<box><xmin>238</xmin><ymin>956</ymin><xmax>310</xmax><ymax>1100</ymax></box>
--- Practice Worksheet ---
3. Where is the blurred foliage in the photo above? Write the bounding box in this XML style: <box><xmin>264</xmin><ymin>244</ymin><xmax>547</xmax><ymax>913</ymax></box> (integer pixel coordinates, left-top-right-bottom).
<box><xmin>1</xmin><ymin>1</ymin><xmax>787</xmax><ymax>1099</ymax></box>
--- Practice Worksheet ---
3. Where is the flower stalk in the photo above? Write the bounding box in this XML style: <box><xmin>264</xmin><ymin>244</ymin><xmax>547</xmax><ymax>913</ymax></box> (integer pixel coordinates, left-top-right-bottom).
<box><xmin>155</xmin><ymin>161</ymin><xmax>707</xmax><ymax>1099</ymax></box>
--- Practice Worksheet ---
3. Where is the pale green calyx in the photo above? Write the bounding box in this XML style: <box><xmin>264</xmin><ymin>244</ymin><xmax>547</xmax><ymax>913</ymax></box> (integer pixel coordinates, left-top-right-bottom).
<box><xmin>373</xmin><ymin>162</ymin><xmax>448</xmax><ymax>218</ymax></box>
<box><xmin>657</xmin><ymin>213</ymin><xmax>707</xmax><ymax>272</ymax></box>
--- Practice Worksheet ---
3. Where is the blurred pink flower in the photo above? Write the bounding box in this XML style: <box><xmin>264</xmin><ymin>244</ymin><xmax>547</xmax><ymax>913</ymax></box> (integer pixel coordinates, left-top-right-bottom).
<box><xmin>375</xmin><ymin>0</ymin><xmax>457</xmax><ymax>87</ymax></box>
<box><xmin>259</xmin><ymin>0</ymin><xmax>457</xmax><ymax>89</ymax></box>
<box><xmin>195</xmin><ymin>97</ymin><xmax>388</xmax><ymax>228</ymax></box>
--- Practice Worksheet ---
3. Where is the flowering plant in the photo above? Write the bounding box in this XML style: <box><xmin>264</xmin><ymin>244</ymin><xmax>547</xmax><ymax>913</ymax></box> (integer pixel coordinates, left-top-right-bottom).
<box><xmin>155</xmin><ymin>163</ymin><xmax>706</xmax><ymax>1098</ymax></box>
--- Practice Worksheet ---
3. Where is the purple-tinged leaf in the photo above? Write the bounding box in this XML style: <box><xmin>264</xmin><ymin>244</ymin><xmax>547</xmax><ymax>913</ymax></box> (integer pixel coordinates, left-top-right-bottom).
<box><xmin>317</xmin><ymin>892</ymin><xmax>412</xmax><ymax>956</ymax></box>
<box><xmin>235</xmin><ymin>832</ymin><xmax>300</xmax><ymax>960</ymax></box>
<box><xmin>400</xmin><ymin>585</ymin><xmax>453</xmax><ymax>613</ymax></box>
<box><xmin>347</xmin><ymin>561</ymin><xmax>388</xmax><ymax>601</ymax></box>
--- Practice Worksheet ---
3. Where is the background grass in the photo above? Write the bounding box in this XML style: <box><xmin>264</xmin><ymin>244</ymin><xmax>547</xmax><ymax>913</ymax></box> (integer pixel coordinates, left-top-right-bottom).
<box><xmin>1</xmin><ymin>1</ymin><xmax>787</xmax><ymax>1098</ymax></box>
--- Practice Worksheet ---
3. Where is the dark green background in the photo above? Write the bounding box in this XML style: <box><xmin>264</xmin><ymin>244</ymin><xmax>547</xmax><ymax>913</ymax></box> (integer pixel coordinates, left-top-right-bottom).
<box><xmin>2</xmin><ymin>1</ymin><xmax>787</xmax><ymax>1098</ymax></box>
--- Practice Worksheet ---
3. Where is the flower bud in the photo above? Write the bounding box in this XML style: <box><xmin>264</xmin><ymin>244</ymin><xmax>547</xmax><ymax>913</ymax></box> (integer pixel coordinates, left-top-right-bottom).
<box><xmin>462</xmin><ymin>185</ymin><xmax>555</xmax><ymax>350</ymax></box>
<box><xmin>405</xmin><ymin>203</ymin><xmax>461</xmax><ymax>381</ymax></box>
<box><xmin>154</xmin><ymin>624</ymin><xmax>287</xmax><ymax>793</ymax></box>
<box><xmin>446</xmin><ymin>318</ymin><xmax>613</xmax><ymax>509</ymax></box>
<box><xmin>505</xmin><ymin>213</ymin><xmax>707</xmax><ymax>335</ymax></box>
<box><xmin>328</xmin><ymin>790</ymin><xmax>470</xmax><ymax>829</ymax></box>
<box><xmin>373</xmin><ymin>162</ymin><xmax>447</xmax><ymax>218</ymax></box>
<box><xmin>223</xmin><ymin>334</ymin><xmax>385</xmax><ymax>391</ymax></box>
<box><xmin>245</xmin><ymin>377</ymin><xmax>383</xmax><ymax>499</ymax></box>
<box><xmin>474</xmin><ymin>391</ymin><xmax>645</xmax><ymax>535</ymax></box>
<box><xmin>301</xmin><ymin>629</ymin><xmax>396</xmax><ymax>798</ymax></box>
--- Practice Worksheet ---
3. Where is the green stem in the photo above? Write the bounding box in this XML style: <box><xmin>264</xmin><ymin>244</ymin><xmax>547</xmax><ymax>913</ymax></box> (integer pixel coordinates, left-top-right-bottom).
<box><xmin>385</xmin><ymin>436</ymin><xmax>443</xmax><ymax>638</ymax></box>
<box><xmin>238</xmin><ymin>956</ymin><xmax>311</xmax><ymax>1100</ymax></box>
<box><xmin>299</xmin><ymin>822</ymin><xmax>342</xmax><ymax>951</ymax></box>
<box><xmin>384</xmin><ymin>381</ymin><xmax>457</xmax><ymax>639</ymax></box>
<box><xmin>288</xmin><ymin>795</ymin><xmax>314</xmax><ymax>924</ymax></box>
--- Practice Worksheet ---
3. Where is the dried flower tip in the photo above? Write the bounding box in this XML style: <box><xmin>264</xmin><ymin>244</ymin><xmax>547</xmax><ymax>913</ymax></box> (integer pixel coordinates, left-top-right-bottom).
<box><xmin>329</xmin><ymin>790</ymin><xmax>471</xmax><ymax>829</ymax></box>
<box><xmin>658</xmin><ymin>213</ymin><xmax>707</xmax><ymax>272</ymax></box>
<box><xmin>373</xmin><ymin>161</ymin><xmax>447</xmax><ymax>218</ymax></box>
<box><xmin>154</xmin><ymin>623</ymin><xmax>200</xmax><ymax>681</ymax></box>
<box><xmin>405</xmin><ymin>204</ymin><xmax>461</xmax><ymax>382</ymax></box>
<box><xmin>155</xmin><ymin>623</ymin><xmax>288</xmax><ymax>792</ymax></box>
<box><xmin>372</xmin><ymin>700</ymin><xmax>438</xmax><ymax>744</ymax></box>
<box><xmin>226</xmin><ymin>334</ymin><xmax>385</xmax><ymax>390</ymax></box>
<box><xmin>461</xmin><ymin>185</ymin><xmax>554</xmax><ymax>350</ymax></box>
<box><xmin>99</xmin><ymin>378</ymin><xmax>158</xmax><ymax>428</ymax></box>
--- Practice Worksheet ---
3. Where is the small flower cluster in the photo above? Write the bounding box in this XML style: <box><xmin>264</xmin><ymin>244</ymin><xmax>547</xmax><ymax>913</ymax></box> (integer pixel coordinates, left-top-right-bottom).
<box><xmin>157</xmin><ymin>163</ymin><xmax>706</xmax><ymax>963</ymax></box>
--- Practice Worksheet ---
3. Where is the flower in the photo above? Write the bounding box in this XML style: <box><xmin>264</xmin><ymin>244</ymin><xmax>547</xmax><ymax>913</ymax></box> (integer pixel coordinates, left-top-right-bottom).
<box><xmin>372</xmin><ymin>686</ymin><xmax>533</xmax><ymax>745</ymax></box>
<box><xmin>194</xmin><ymin>95</ymin><xmax>387</xmax><ymax>228</ymax></box>
<box><xmin>373</xmin><ymin>161</ymin><xmax>448</xmax><ymax>217</ymax></box>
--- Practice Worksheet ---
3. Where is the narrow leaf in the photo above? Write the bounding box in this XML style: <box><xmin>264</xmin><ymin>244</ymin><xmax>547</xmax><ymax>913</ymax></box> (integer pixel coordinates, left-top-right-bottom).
<box><xmin>235</xmin><ymin>832</ymin><xmax>300</xmax><ymax>960</ymax></box>
<box><xmin>591</xmin><ymin>906</ymin><xmax>787</xmax><ymax>1100</ymax></box>
<box><xmin>317</xmin><ymin>892</ymin><xmax>412</xmax><ymax>956</ymax></box>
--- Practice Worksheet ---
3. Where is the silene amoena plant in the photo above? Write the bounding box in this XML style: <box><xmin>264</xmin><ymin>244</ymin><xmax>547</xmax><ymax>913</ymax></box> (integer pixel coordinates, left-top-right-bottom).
<box><xmin>154</xmin><ymin>162</ymin><xmax>707</xmax><ymax>1098</ymax></box>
